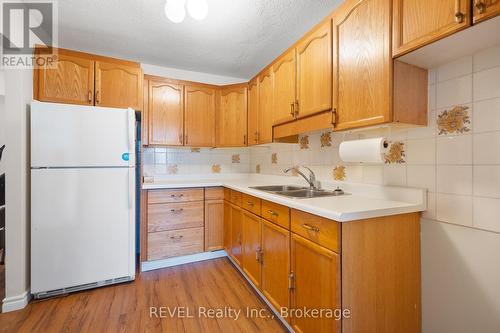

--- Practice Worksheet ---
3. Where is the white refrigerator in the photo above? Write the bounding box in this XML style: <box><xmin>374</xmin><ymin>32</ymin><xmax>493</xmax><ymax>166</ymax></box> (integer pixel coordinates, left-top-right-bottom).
<box><xmin>30</xmin><ymin>101</ymin><xmax>136</xmax><ymax>299</ymax></box>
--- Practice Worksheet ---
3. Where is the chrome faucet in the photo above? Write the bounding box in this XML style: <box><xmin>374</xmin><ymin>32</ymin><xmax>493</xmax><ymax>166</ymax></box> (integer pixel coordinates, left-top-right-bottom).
<box><xmin>284</xmin><ymin>165</ymin><xmax>318</xmax><ymax>190</ymax></box>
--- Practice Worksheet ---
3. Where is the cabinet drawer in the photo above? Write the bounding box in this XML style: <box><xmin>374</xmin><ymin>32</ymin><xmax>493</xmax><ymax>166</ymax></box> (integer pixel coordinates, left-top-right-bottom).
<box><xmin>241</xmin><ymin>193</ymin><xmax>261</xmax><ymax>215</ymax></box>
<box><xmin>147</xmin><ymin>227</ymin><xmax>204</xmax><ymax>260</ymax></box>
<box><xmin>148</xmin><ymin>201</ymin><xmax>204</xmax><ymax>232</ymax></box>
<box><xmin>148</xmin><ymin>188</ymin><xmax>204</xmax><ymax>204</ymax></box>
<box><xmin>229</xmin><ymin>190</ymin><xmax>242</xmax><ymax>206</ymax></box>
<box><xmin>205</xmin><ymin>187</ymin><xmax>224</xmax><ymax>200</ymax></box>
<box><xmin>261</xmin><ymin>200</ymin><xmax>290</xmax><ymax>229</ymax></box>
<box><xmin>291</xmin><ymin>209</ymin><xmax>340</xmax><ymax>253</ymax></box>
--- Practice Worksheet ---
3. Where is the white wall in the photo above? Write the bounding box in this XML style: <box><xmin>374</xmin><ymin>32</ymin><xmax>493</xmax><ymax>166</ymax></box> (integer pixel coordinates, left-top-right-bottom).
<box><xmin>141</xmin><ymin>63</ymin><xmax>247</xmax><ymax>85</ymax></box>
<box><xmin>1</xmin><ymin>69</ymin><xmax>32</xmax><ymax>312</ymax></box>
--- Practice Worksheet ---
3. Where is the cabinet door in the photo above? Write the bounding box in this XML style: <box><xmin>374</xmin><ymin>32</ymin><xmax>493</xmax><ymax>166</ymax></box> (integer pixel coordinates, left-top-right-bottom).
<box><xmin>473</xmin><ymin>0</ymin><xmax>500</xmax><ymax>23</ymax></box>
<box><xmin>242</xmin><ymin>211</ymin><xmax>262</xmax><ymax>288</ymax></box>
<box><xmin>273</xmin><ymin>49</ymin><xmax>296</xmax><ymax>125</ymax></box>
<box><xmin>185</xmin><ymin>85</ymin><xmax>216</xmax><ymax>147</ymax></box>
<box><xmin>296</xmin><ymin>19</ymin><xmax>332</xmax><ymax>118</ymax></box>
<box><xmin>36</xmin><ymin>53</ymin><xmax>94</xmax><ymax>105</ymax></box>
<box><xmin>290</xmin><ymin>234</ymin><xmax>340</xmax><ymax>333</ymax></box>
<box><xmin>95</xmin><ymin>61</ymin><xmax>142</xmax><ymax>110</ymax></box>
<box><xmin>148</xmin><ymin>81</ymin><xmax>184</xmax><ymax>146</ymax></box>
<box><xmin>223</xmin><ymin>201</ymin><xmax>231</xmax><ymax>252</ymax></box>
<box><xmin>205</xmin><ymin>199</ymin><xmax>224</xmax><ymax>251</ymax></box>
<box><xmin>142</xmin><ymin>79</ymin><xmax>149</xmax><ymax>146</ymax></box>
<box><xmin>229</xmin><ymin>204</ymin><xmax>243</xmax><ymax>266</ymax></box>
<box><xmin>217</xmin><ymin>86</ymin><xmax>248</xmax><ymax>147</ymax></box>
<box><xmin>258</xmin><ymin>69</ymin><xmax>274</xmax><ymax>144</ymax></box>
<box><xmin>393</xmin><ymin>0</ymin><xmax>471</xmax><ymax>56</ymax></box>
<box><xmin>261</xmin><ymin>220</ymin><xmax>290</xmax><ymax>314</ymax></box>
<box><xmin>247</xmin><ymin>79</ymin><xmax>260</xmax><ymax>146</ymax></box>
<box><xmin>334</xmin><ymin>0</ymin><xmax>391</xmax><ymax>130</ymax></box>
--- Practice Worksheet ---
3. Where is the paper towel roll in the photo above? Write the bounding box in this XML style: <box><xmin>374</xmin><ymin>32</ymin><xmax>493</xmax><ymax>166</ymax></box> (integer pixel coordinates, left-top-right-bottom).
<box><xmin>339</xmin><ymin>137</ymin><xmax>388</xmax><ymax>163</ymax></box>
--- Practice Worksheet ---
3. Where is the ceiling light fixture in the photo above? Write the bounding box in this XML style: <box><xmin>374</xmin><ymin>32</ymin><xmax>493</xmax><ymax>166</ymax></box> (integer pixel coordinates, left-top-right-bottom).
<box><xmin>164</xmin><ymin>0</ymin><xmax>207</xmax><ymax>23</ymax></box>
<box><xmin>187</xmin><ymin>0</ymin><xmax>208</xmax><ymax>20</ymax></box>
<box><xmin>164</xmin><ymin>0</ymin><xmax>186</xmax><ymax>23</ymax></box>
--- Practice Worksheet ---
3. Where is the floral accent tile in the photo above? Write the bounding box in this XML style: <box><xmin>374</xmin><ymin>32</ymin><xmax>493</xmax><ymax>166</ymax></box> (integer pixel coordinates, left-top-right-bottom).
<box><xmin>299</xmin><ymin>135</ymin><xmax>309</xmax><ymax>149</ymax></box>
<box><xmin>190</xmin><ymin>148</ymin><xmax>201</xmax><ymax>153</ymax></box>
<box><xmin>320</xmin><ymin>132</ymin><xmax>332</xmax><ymax>147</ymax></box>
<box><xmin>167</xmin><ymin>164</ymin><xmax>178</xmax><ymax>174</ymax></box>
<box><xmin>212</xmin><ymin>164</ymin><xmax>221</xmax><ymax>173</ymax></box>
<box><xmin>384</xmin><ymin>141</ymin><xmax>406</xmax><ymax>164</ymax></box>
<box><xmin>232</xmin><ymin>154</ymin><xmax>240</xmax><ymax>163</ymax></box>
<box><xmin>255</xmin><ymin>164</ymin><xmax>261</xmax><ymax>173</ymax></box>
<box><xmin>271</xmin><ymin>153</ymin><xmax>278</xmax><ymax>164</ymax></box>
<box><xmin>437</xmin><ymin>105</ymin><xmax>471</xmax><ymax>135</ymax></box>
<box><xmin>333</xmin><ymin>165</ymin><xmax>346</xmax><ymax>181</ymax></box>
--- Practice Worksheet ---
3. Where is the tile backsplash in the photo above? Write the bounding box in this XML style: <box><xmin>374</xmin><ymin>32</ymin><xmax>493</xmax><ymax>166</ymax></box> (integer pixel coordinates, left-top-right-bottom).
<box><xmin>250</xmin><ymin>44</ymin><xmax>500</xmax><ymax>234</ymax></box>
<box><xmin>142</xmin><ymin>147</ymin><xmax>250</xmax><ymax>176</ymax></box>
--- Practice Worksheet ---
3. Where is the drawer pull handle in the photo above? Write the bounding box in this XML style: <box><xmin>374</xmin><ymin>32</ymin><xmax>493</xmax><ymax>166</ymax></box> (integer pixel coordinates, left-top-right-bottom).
<box><xmin>170</xmin><ymin>208</ymin><xmax>184</xmax><ymax>213</ymax></box>
<box><xmin>454</xmin><ymin>0</ymin><xmax>465</xmax><ymax>23</ymax></box>
<box><xmin>170</xmin><ymin>194</ymin><xmax>184</xmax><ymax>198</ymax></box>
<box><xmin>267</xmin><ymin>209</ymin><xmax>278</xmax><ymax>217</ymax></box>
<box><xmin>170</xmin><ymin>235</ymin><xmax>184</xmax><ymax>240</ymax></box>
<box><xmin>302</xmin><ymin>224</ymin><xmax>320</xmax><ymax>232</ymax></box>
<box><xmin>255</xmin><ymin>247</ymin><xmax>263</xmax><ymax>263</ymax></box>
<box><xmin>246</xmin><ymin>201</ymin><xmax>254</xmax><ymax>206</ymax></box>
<box><xmin>474</xmin><ymin>0</ymin><xmax>486</xmax><ymax>13</ymax></box>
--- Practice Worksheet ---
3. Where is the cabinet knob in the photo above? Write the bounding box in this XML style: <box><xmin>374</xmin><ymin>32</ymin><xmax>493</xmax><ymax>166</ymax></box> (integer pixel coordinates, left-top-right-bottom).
<box><xmin>290</xmin><ymin>103</ymin><xmax>295</xmax><ymax>117</ymax></box>
<box><xmin>88</xmin><ymin>90</ymin><xmax>92</xmax><ymax>103</ymax></box>
<box><xmin>454</xmin><ymin>0</ymin><xmax>465</xmax><ymax>23</ymax></box>
<box><xmin>267</xmin><ymin>209</ymin><xmax>278</xmax><ymax>217</ymax></box>
<box><xmin>302</xmin><ymin>223</ymin><xmax>320</xmax><ymax>232</ymax></box>
<box><xmin>474</xmin><ymin>0</ymin><xmax>486</xmax><ymax>13</ymax></box>
<box><xmin>95</xmin><ymin>90</ymin><xmax>100</xmax><ymax>104</ymax></box>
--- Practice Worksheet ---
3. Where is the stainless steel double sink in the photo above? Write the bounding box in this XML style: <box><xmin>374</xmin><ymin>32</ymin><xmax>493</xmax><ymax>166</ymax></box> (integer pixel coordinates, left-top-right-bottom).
<box><xmin>249</xmin><ymin>185</ymin><xmax>346</xmax><ymax>199</ymax></box>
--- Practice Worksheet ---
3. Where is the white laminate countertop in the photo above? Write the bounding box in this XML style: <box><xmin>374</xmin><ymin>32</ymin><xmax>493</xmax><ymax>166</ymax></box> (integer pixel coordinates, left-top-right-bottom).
<box><xmin>143</xmin><ymin>174</ymin><xmax>427</xmax><ymax>222</ymax></box>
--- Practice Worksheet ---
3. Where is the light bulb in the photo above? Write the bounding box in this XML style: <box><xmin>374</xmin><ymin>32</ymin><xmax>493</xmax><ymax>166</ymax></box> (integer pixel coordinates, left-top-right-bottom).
<box><xmin>165</xmin><ymin>0</ymin><xmax>186</xmax><ymax>23</ymax></box>
<box><xmin>187</xmin><ymin>0</ymin><xmax>208</xmax><ymax>20</ymax></box>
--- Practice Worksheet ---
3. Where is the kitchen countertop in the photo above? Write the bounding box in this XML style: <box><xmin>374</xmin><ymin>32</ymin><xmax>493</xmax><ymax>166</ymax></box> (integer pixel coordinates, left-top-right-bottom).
<box><xmin>143</xmin><ymin>174</ymin><xmax>427</xmax><ymax>222</ymax></box>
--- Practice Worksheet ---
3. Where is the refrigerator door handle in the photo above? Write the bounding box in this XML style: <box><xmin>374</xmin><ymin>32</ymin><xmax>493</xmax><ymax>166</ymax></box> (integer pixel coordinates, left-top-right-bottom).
<box><xmin>127</xmin><ymin>108</ymin><xmax>135</xmax><ymax>166</ymax></box>
<box><xmin>128</xmin><ymin>167</ymin><xmax>134</xmax><ymax>209</ymax></box>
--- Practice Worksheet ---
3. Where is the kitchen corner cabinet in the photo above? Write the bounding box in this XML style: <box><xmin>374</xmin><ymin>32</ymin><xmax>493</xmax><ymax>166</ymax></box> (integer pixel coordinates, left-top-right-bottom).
<box><xmin>392</xmin><ymin>0</ymin><xmax>471</xmax><ymax>57</ymax></box>
<box><xmin>148</xmin><ymin>80</ymin><xmax>184</xmax><ymax>146</ymax></box>
<box><xmin>184</xmin><ymin>85</ymin><xmax>216</xmax><ymax>147</ymax></box>
<box><xmin>272</xmin><ymin>49</ymin><xmax>296</xmax><ymax>125</ymax></box>
<box><xmin>333</xmin><ymin>0</ymin><xmax>428</xmax><ymax>130</ymax></box>
<box><xmin>290</xmin><ymin>233</ymin><xmax>341</xmax><ymax>333</ymax></box>
<box><xmin>95</xmin><ymin>61</ymin><xmax>142</xmax><ymax>110</ymax></box>
<box><xmin>242</xmin><ymin>211</ymin><xmax>262</xmax><ymax>288</ymax></box>
<box><xmin>217</xmin><ymin>84</ymin><xmax>248</xmax><ymax>147</ymax></box>
<box><xmin>247</xmin><ymin>78</ymin><xmax>260</xmax><ymax>145</ymax></box>
<box><xmin>296</xmin><ymin>19</ymin><xmax>332</xmax><ymax>119</ymax></box>
<box><xmin>34</xmin><ymin>47</ymin><xmax>142</xmax><ymax>109</ymax></box>
<box><xmin>258</xmin><ymin>69</ymin><xmax>274</xmax><ymax>144</ymax></box>
<box><xmin>204</xmin><ymin>188</ymin><xmax>224</xmax><ymax>251</ymax></box>
<box><xmin>473</xmin><ymin>0</ymin><xmax>500</xmax><ymax>23</ymax></box>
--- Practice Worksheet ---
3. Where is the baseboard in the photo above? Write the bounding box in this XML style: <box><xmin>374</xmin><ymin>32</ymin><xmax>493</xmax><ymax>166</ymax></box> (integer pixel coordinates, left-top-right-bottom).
<box><xmin>226</xmin><ymin>256</ymin><xmax>294</xmax><ymax>333</ymax></box>
<box><xmin>2</xmin><ymin>290</ymin><xmax>30</xmax><ymax>313</ymax></box>
<box><xmin>141</xmin><ymin>250</ymin><xmax>228</xmax><ymax>272</ymax></box>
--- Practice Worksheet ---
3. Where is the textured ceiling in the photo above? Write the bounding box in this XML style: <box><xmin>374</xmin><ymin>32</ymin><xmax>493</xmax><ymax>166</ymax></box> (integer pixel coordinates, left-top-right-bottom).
<box><xmin>57</xmin><ymin>0</ymin><xmax>342</xmax><ymax>79</ymax></box>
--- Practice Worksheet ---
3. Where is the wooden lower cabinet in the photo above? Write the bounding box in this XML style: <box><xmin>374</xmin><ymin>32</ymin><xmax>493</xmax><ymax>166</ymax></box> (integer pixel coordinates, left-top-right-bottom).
<box><xmin>290</xmin><ymin>233</ymin><xmax>341</xmax><ymax>333</ymax></box>
<box><xmin>205</xmin><ymin>199</ymin><xmax>224</xmax><ymax>251</ymax></box>
<box><xmin>241</xmin><ymin>211</ymin><xmax>262</xmax><ymax>288</ymax></box>
<box><xmin>261</xmin><ymin>220</ymin><xmax>290</xmax><ymax>314</ymax></box>
<box><xmin>229</xmin><ymin>204</ymin><xmax>243</xmax><ymax>266</ymax></box>
<box><xmin>148</xmin><ymin>227</ymin><xmax>204</xmax><ymax>260</ymax></box>
<box><xmin>223</xmin><ymin>201</ymin><xmax>231</xmax><ymax>252</ymax></box>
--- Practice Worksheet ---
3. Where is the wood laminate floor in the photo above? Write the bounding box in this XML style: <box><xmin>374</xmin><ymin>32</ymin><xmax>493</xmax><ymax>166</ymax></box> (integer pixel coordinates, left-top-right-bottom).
<box><xmin>0</xmin><ymin>258</ymin><xmax>287</xmax><ymax>333</ymax></box>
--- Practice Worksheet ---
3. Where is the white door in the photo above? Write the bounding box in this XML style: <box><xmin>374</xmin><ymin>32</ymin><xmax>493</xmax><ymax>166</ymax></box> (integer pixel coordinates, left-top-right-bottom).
<box><xmin>31</xmin><ymin>167</ymin><xmax>135</xmax><ymax>293</ymax></box>
<box><xmin>31</xmin><ymin>101</ymin><xmax>135</xmax><ymax>168</ymax></box>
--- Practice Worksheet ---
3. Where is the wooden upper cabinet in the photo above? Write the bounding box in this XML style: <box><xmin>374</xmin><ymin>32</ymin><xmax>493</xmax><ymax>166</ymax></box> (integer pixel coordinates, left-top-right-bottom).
<box><xmin>290</xmin><ymin>233</ymin><xmax>341</xmax><ymax>333</ymax></box>
<box><xmin>261</xmin><ymin>220</ymin><xmax>290</xmax><ymax>314</ymax></box>
<box><xmin>95</xmin><ymin>61</ymin><xmax>142</xmax><ymax>110</ymax></box>
<box><xmin>473</xmin><ymin>0</ymin><xmax>500</xmax><ymax>23</ymax></box>
<box><xmin>148</xmin><ymin>80</ymin><xmax>184</xmax><ymax>146</ymax></box>
<box><xmin>242</xmin><ymin>211</ymin><xmax>262</xmax><ymax>288</ymax></box>
<box><xmin>296</xmin><ymin>19</ymin><xmax>332</xmax><ymax>119</ymax></box>
<box><xmin>217</xmin><ymin>85</ymin><xmax>248</xmax><ymax>147</ymax></box>
<box><xmin>36</xmin><ymin>52</ymin><xmax>94</xmax><ymax>105</ymax></box>
<box><xmin>184</xmin><ymin>85</ymin><xmax>216</xmax><ymax>147</ymax></box>
<box><xmin>333</xmin><ymin>0</ymin><xmax>392</xmax><ymax>130</ymax></box>
<box><xmin>258</xmin><ymin>69</ymin><xmax>274</xmax><ymax>144</ymax></box>
<box><xmin>272</xmin><ymin>49</ymin><xmax>296</xmax><ymax>125</ymax></box>
<box><xmin>142</xmin><ymin>79</ymin><xmax>149</xmax><ymax>146</ymax></box>
<box><xmin>393</xmin><ymin>0</ymin><xmax>471</xmax><ymax>57</ymax></box>
<box><xmin>247</xmin><ymin>79</ymin><xmax>260</xmax><ymax>146</ymax></box>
